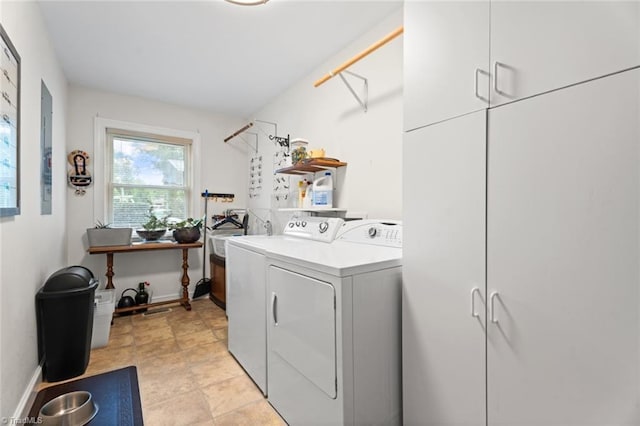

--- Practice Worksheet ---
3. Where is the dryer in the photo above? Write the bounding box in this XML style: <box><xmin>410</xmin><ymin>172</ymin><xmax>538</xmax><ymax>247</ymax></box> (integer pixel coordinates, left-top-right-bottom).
<box><xmin>267</xmin><ymin>220</ymin><xmax>403</xmax><ymax>425</ymax></box>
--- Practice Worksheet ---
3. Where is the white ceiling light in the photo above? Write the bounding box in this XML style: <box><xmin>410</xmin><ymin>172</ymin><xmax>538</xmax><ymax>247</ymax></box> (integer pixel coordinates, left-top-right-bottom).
<box><xmin>225</xmin><ymin>0</ymin><xmax>269</xmax><ymax>5</ymax></box>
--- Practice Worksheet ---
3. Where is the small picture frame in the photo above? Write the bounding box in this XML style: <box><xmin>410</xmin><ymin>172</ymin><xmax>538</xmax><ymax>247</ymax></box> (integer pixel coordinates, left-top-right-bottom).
<box><xmin>0</xmin><ymin>24</ymin><xmax>20</xmax><ymax>217</ymax></box>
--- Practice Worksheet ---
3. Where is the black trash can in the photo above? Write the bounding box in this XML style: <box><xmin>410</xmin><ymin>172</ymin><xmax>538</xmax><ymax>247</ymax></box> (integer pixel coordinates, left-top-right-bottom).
<box><xmin>36</xmin><ymin>266</ymin><xmax>99</xmax><ymax>382</ymax></box>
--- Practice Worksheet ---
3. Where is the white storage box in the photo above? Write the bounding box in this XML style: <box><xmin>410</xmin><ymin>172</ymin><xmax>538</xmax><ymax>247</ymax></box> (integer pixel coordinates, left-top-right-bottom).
<box><xmin>91</xmin><ymin>289</ymin><xmax>115</xmax><ymax>349</ymax></box>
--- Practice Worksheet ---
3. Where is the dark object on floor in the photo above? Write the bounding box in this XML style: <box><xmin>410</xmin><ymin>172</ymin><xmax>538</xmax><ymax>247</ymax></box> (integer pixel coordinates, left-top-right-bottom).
<box><xmin>193</xmin><ymin>277</ymin><xmax>211</xmax><ymax>299</ymax></box>
<box><xmin>28</xmin><ymin>366</ymin><xmax>143</xmax><ymax>426</ymax></box>
<box><xmin>36</xmin><ymin>266</ymin><xmax>99</xmax><ymax>382</ymax></box>
<box><xmin>117</xmin><ymin>288</ymin><xmax>138</xmax><ymax>315</ymax></box>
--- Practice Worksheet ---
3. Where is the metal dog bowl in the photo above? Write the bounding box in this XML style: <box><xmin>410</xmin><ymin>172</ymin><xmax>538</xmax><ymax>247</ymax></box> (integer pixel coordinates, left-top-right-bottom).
<box><xmin>39</xmin><ymin>391</ymin><xmax>98</xmax><ymax>425</ymax></box>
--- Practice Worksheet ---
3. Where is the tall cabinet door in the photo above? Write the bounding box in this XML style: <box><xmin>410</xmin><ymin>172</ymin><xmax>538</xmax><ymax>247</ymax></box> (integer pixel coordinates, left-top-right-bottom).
<box><xmin>490</xmin><ymin>1</ymin><xmax>640</xmax><ymax>107</ymax></box>
<box><xmin>404</xmin><ymin>0</ymin><xmax>490</xmax><ymax>131</ymax></box>
<box><xmin>403</xmin><ymin>110</ymin><xmax>487</xmax><ymax>426</ymax></box>
<box><xmin>487</xmin><ymin>69</ymin><xmax>640</xmax><ymax>424</ymax></box>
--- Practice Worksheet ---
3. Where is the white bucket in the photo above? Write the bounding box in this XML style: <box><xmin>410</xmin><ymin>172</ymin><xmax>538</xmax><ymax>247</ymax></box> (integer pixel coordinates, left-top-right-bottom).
<box><xmin>313</xmin><ymin>172</ymin><xmax>333</xmax><ymax>208</ymax></box>
<box><xmin>92</xmin><ymin>289</ymin><xmax>115</xmax><ymax>349</ymax></box>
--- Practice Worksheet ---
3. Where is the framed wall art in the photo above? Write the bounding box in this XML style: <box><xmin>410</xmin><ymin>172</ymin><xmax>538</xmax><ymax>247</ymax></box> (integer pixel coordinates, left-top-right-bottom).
<box><xmin>0</xmin><ymin>24</ymin><xmax>20</xmax><ymax>217</ymax></box>
<box><xmin>41</xmin><ymin>81</ymin><xmax>52</xmax><ymax>214</ymax></box>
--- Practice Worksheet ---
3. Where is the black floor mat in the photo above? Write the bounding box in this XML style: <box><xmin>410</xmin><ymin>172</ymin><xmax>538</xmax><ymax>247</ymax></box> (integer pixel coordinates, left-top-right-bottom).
<box><xmin>27</xmin><ymin>366</ymin><xmax>143</xmax><ymax>425</ymax></box>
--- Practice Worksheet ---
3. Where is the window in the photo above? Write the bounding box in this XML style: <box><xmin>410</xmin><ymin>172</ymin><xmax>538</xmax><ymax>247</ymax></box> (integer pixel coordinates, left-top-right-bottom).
<box><xmin>106</xmin><ymin>128</ymin><xmax>192</xmax><ymax>230</ymax></box>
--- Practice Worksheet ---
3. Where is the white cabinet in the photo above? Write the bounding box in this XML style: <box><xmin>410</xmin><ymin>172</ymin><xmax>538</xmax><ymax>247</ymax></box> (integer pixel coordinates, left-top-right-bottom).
<box><xmin>490</xmin><ymin>1</ymin><xmax>640</xmax><ymax>107</ymax></box>
<box><xmin>403</xmin><ymin>0</ymin><xmax>490</xmax><ymax>131</ymax></box>
<box><xmin>403</xmin><ymin>110</ymin><xmax>487</xmax><ymax>426</ymax></box>
<box><xmin>486</xmin><ymin>67</ymin><xmax>640</xmax><ymax>425</ymax></box>
<box><xmin>403</xmin><ymin>67</ymin><xmax>640</xmax><ymax>425</ymax></box>
<box><xmin>404</xmin><ymin>0</ymin><xmax>640</xmax><ymax>130</ymax></box>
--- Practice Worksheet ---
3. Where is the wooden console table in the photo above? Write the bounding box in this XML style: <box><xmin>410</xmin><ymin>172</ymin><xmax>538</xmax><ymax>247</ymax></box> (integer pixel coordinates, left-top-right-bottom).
<box><xmin>88</xmin><ymin>241</ymin><xmax>203</xmax><ymax>315</ymax></box>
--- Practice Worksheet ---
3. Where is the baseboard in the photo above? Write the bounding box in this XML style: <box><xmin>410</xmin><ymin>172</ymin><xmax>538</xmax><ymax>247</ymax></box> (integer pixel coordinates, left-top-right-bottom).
<box><xmin>151</xmin><ymin>292</ymin><xmax>207</xmax><ymax>303</ymax></box>
<box><xmin>13</xmin><ymin>364</ymin><xmax>42</xmax><ymax>419</ymax></box>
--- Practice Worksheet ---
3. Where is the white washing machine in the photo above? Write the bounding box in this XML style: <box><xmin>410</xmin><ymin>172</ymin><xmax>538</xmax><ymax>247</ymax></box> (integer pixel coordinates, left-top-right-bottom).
<box><xmin>267</xmin><ymin>219</ymin><xmax>403</xmax><ymax>425</ymax></box>
<box><xmin>226</xmin><ymin>236</ymin><xmax>270</xmax><ymax>394</ymax></box>
<box><xmin>225</xmin><ymin>216</ymin><xmax>344</xmax><ymax>396</ymax></box>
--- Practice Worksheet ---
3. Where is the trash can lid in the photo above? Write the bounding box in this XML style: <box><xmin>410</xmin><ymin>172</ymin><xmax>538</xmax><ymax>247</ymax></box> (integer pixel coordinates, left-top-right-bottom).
<box><xmin>42</xmin><ymin>266</ymin><xmax>96</xmax><ymax>292</ymax></box>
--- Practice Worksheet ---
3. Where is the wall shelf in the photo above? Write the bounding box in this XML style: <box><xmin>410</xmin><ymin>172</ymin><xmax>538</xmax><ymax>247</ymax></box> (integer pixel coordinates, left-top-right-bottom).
<box><xmin>278</xmin><ymin>208</ymin><xmax>347</xmax><ymax>212</ymax></box>
<box><xmin>278</xmin><ymin>208</ymin><xmax>347</xmax><ymax>218</ymax></box>
<box><xmin>275</xmin><ymin>158</ymin><xmax>347</xmax><ymax>175</ymax></box>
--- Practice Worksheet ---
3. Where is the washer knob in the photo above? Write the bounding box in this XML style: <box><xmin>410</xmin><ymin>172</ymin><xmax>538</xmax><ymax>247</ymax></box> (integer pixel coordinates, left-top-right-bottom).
<box><xmin>288</xmin><ymin>222</ymin><xmax>295</xmax><ymax>228</ymax></box>
<box><xmin>301</xmin><ymin>221</ymin><xmax>307</xmax><ymax>228</ymax></box>
<box><xmin>368</xmin><ymin>227</ymin><xmax>378</xmax><ymax>238</ymax></box>
<box><xmin>318</xmin><ymin>221</ymin><xmax>329</xmax><ymax>233</ymax></box>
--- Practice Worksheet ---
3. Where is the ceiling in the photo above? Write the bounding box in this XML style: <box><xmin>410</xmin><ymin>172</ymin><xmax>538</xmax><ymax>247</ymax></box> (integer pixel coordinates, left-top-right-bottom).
<box><xmin>38</xmin><ymin>0</ymin><xmax>402</xmax><ymax>118</ymax></box>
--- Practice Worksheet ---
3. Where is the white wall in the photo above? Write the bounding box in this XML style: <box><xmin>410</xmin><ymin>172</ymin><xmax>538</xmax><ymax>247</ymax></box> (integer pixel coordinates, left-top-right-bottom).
<box><xmin>0</xmin><ymin>1</ymin><xmax>68</xmax><ymax>418</ymax></box>
<box><xmin>66</xmin><ymin>86</ymin><xmax>247</xmax><ymax>301</ymax></box>
<box><xmin>0</xmin><ymin>2</ymin><xmax>401</xmax><ymax>416</ymax></box>
<box><xmin>247</xmin><ymin>8</ymin><xmax>403</xmax><ymax>228</ymax></box>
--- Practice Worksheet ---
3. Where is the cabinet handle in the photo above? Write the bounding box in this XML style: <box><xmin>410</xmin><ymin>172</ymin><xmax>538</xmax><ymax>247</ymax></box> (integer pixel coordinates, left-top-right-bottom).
<box><xmin>470</xmin><ymin>287</ymin><xmax>480</xmax><ymax>318</ymax></box>
<box><xmin>271</xmin><ymin>292</ymin><xmax>278</xmax><ymax>326</ymax></box>
<box><xmin>474</xmin><ymin>68</ymin><xmax>489</xmax><ymax>103</ymax></box>
<box><xmin>493</xmin><ymin>61</ymin><xmax>509</xmax><ymax>97</ymax></box>
<box><xmin>489</xmin><ymin>291</ymin><xmax>500</xmax><ymax>324</ymax></box>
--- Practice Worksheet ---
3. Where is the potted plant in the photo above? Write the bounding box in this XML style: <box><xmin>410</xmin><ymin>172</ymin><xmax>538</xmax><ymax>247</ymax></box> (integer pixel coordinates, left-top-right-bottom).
<box><xmin>170</xmin><ymin>217</ymin><xmax>203</xmax><ymax>243</ymax></box>
<box><xmin>136</xmin><ymin>208</ymin><xmax>169</xmax><ymax>242</ymax></box>
<box><xmin>86</xmin><ymin>221</ymin><xmax>132</xmax><ymax>247</ymax></box>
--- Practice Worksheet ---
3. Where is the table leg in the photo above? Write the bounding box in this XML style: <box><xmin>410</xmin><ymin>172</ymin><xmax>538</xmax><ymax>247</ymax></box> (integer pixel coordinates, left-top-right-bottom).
<box><xmin>105</xmin><ymin>252</ymin><xmax>115</xmax><ymax>289</ymax></box>
<box><xmin>181</xmin><ymin>248</ymin><xmax>192</xmax><ymax>311</ymax></box>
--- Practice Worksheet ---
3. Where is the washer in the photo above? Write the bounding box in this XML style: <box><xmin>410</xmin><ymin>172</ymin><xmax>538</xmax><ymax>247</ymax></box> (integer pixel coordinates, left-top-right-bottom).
<box><xmin>226</xmin><ymin>218</ymin><xmax>402</xmax><ymax>425</ymax></box>
<box><xmin>266</xmin><ymin>220</ymin><xmax>402</xmax><ymax>425</ymax></box>
<box><xmin>225</xmin><ymin>216</ymin><xmax>344</xmax><ymax>396</ymax></box>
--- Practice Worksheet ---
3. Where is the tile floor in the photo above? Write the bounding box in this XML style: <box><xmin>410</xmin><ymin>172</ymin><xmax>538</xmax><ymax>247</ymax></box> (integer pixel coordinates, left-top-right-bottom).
<box><xmin>39</xmin><ymin>298</ymin><xmax>285</xmax><ymax>425</ymax></box>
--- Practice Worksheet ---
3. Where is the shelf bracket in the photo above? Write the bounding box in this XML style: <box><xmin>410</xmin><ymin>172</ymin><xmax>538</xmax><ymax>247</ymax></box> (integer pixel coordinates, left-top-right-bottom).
<box><xmin>338</xmin><ymin>70</ymin><xmax>368</xmax><ymax>112</ymax></box>
<box><xmin>238</xmin><ymin>132</ymin><xmax>258</xmax><ymax>153</ymax></box>
<box><xmin>269</xmin><ymin>133</ymin><xmax>290</xmax><ymax>149</ymax></box>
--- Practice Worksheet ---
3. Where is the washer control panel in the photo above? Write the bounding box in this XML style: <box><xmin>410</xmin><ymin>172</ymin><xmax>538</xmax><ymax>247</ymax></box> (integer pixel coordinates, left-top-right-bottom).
<box><xmin>283</xmin><ymin>217</ymin><xmax>344</xmax><ymax>243</ymax></box>
<box><xmin>335</xmin><ymin>220</ymin><xmax>402</xmax><ymax>247</ymax></box>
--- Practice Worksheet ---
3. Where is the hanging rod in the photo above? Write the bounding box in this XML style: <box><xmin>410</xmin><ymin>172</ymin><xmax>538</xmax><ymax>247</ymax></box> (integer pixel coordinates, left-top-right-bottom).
<box><xmin>224</xmin><ymin>122</ymin><xmax>253</xmax><ymax>143</ymax></box>
<box><xmin>313</xmin><ymin>25</ymin><xmax>403</xmax><ymax>88</ymax></box>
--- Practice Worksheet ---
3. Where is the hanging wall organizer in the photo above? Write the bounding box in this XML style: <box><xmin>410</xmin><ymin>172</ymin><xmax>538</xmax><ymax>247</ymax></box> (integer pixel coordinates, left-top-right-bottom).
<box><xmin>202</xmin><ymin>192</ymin><xmax>235</xmax><ymax>202</ymax></box>
<box><xmin>224</xmin><ymin>120</ymin><xmax>291</xmax><ymax>202</ymax></box>
<box><xmin>313</xmin><ymin>25</ymin><xmax>404</xmax><ymax>112</ymax></box>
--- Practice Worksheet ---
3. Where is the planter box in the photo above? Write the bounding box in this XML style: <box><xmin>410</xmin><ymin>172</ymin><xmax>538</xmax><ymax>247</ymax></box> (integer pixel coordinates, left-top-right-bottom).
<box><xmin>87</xmin><ymin>228</ymin><xmax>132</xmax><ymax>247</ymax></box>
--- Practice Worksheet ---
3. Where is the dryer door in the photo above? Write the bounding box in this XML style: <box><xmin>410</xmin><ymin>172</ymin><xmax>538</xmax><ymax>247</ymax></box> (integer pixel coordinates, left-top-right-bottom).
<box><xmin>269</xmin><ymin>265</ymin><xmax>337</xmax><ymax>399</ymax></box>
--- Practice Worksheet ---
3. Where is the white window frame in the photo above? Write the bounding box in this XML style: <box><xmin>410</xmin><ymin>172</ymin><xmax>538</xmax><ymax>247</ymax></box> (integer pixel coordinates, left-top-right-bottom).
<box><xmin>93</xmin><ymin>117</ymin><xmax>201</xmax><ymax>229</ymax></box>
